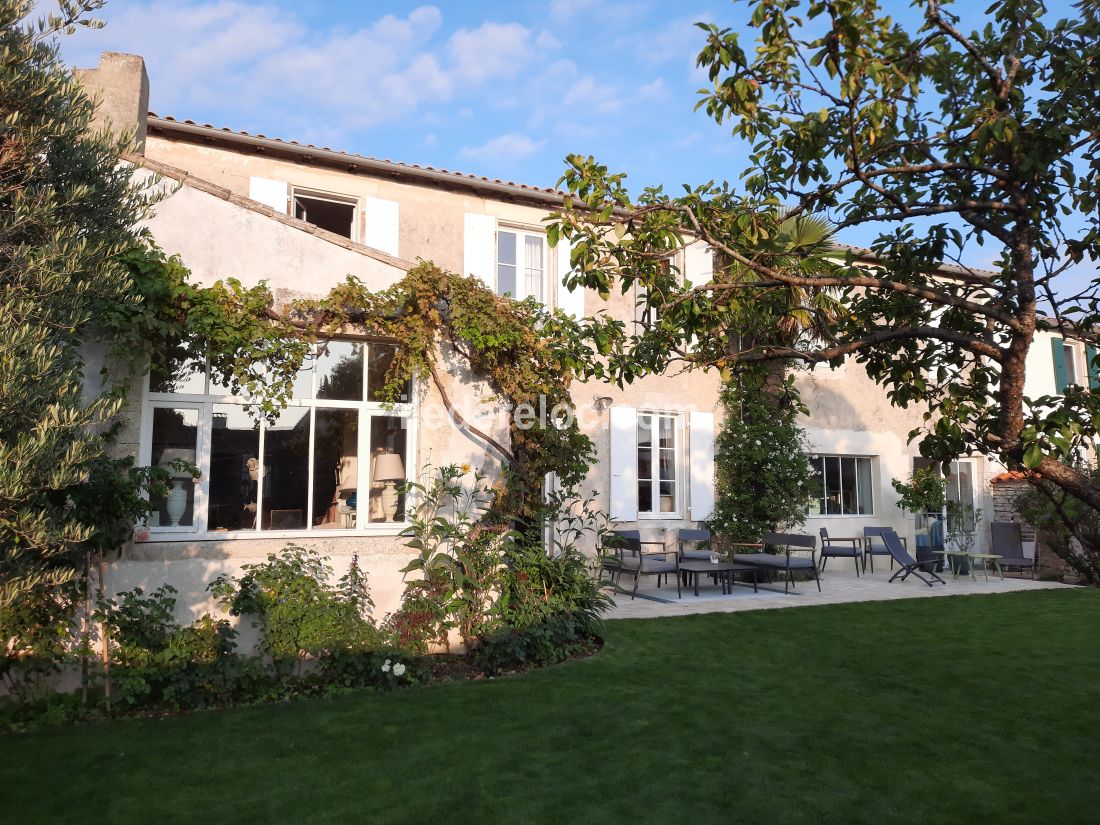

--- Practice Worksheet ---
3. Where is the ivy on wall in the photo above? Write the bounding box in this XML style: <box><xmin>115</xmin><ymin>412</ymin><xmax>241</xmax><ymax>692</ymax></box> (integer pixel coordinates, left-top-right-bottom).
<box><xmin>114</xmin><ymin>245</ymin><xmax>604</xmax><ymax>528</ymax></box>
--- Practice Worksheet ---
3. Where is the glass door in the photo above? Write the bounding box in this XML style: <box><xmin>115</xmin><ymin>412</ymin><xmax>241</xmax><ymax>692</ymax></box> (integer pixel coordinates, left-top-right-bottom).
<box><xmin>947</xmin><ymin>460</ymin><xmax>979</xmax><ymax>550</ymax></box>
<box><xmin>146</xmin><ymin>402</ymin><xmax>203</xmax><ymax>532</ymax></box>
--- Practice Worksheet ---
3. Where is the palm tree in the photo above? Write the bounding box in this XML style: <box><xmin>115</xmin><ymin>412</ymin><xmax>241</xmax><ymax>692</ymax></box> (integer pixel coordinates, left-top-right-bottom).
<box><xmin>716</xmin><ymin>211</ymin><xmax>842</xmax><ymax>403</ymax></box>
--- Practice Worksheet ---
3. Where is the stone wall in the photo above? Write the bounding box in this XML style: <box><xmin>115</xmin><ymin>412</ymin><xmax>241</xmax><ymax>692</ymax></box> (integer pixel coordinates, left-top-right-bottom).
<box><xmin>989</xmin><ymin>473</ymin><xmax>1070</xmax><ymax>579</ymax></box>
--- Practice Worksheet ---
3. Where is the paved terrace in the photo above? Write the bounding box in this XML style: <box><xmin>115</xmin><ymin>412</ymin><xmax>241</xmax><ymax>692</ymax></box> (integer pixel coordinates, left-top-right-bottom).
<box><xmin>606</xmin><ymin>563</ymin><xmax>1073</xmax><ymax>620</ymax></box>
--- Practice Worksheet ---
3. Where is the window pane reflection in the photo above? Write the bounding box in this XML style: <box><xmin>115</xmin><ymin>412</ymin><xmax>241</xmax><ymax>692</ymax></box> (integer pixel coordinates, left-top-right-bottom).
<box><xmin>825</xmin><ymin>457</ymin><xmax>842</xmax><ymax>514</ymax></box>
<box><xmin>150</xmin><ymin>357</ymin><xmax>205</xmax><ymax>395</ymax></box>
<box><xmin>262</xmin><ymin>407</ymin><xmax>310</xmax><ymax>529</ymax></box>
<box><xmin>150</xmin><ymin>407</ymin><xmax>198</xmax><ymax>527</ymax></box>
<box><xmin>208</xmin><ymin>404</ymin><xmax>260</xmax><ymax>531</ymax></box>
<box><xmin>497</xmin><ymin>230</ymin><xmax>517</xmax><ymax>297</ymax></box>
<box><xmin>524</xmin><ymin>235</ymin><xmax>543</xmax><ymax>301</ymax></box>
<box><xmin>316</xmin><ymin>341</ymin><xmax>364</xmax><ymax>401</ymax></box>
<box><xmin>369</xmin><ymin>416</ymin><xmax>407</xmax><ymax>522</ymax></box>
<box><xmin>313</xmin><ymin>409</ymin><xmax>359</xmax><ymax>529</ymax></box>
<box><xmin>367</xmin><ymin>344</ymin><xmax>411</xmax><ymax>403</ymax></box>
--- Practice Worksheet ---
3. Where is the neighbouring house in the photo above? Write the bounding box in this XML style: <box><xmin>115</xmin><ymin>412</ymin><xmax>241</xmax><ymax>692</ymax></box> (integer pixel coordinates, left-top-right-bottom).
<box><xmin>75</xmin><ymin>52</ymin><xmax>1077</xmax><ymax>624</ymax></box>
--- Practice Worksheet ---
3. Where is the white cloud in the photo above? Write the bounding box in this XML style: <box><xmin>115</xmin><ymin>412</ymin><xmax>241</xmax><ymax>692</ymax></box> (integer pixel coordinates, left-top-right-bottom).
<box><xmin>563</xmin><ymin>76</ymin><xmax>622</xmax><ymax>114</ymax></box>
<box><xmin>449</xmin><ymin>22</ymin><xmax>534</xmax><ymax>84</ymax></box>
<box><xmin>459</xmin><ymin>133</ymin><xmax>547</xmax><ymax>163</ymax></box>
<box><xmin>59</xmin><ymin>2</ymin><xmax>560</xmax><ymax>134</ymax></box>
<box><xmin>635</xmin><ymin>15</ymin><xmax>707</xmax><ymax>67</ymax></box>
<box><xmin>637</xmin><ymin>78</ymin><xmax>667</xmax><ymax>99</ymax></box>
<box><xmin>549</xmin><ymin>0</ymin><xmax>597</xmax><ymax>22</ymax></box>
<box><xmin>549</xmin><ymin>0</ymin><xmax>637</xmax><ymax>25</ymax></box>
<box><xmin>535</xmin><ymin>30</ymin><xmax>562</xmax><ymax>51</ymax></box>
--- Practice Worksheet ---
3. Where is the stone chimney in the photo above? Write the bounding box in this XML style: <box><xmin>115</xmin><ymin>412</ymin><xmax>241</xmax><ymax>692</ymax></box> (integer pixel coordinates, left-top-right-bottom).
<box><xmin>74</xmin><ymin>52</ymin><xmax>150</xmax><ymax>153</ymax></box>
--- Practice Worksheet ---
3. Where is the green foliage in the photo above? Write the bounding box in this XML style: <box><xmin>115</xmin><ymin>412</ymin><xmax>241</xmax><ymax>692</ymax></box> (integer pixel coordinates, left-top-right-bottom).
<box><xmin>392</xmin><ymin>464</ymin><xmax>509</xmax><ymax>651</ymax></box>
<box><xmin>209</xmin><ymin>546</ymin><xmax>382</xmax><ymax>675</ymax></box>
<box><xmin>0</xmin><ymin>580</ymin><xmax>80</xmax><ymax>703</ymax></box>
<box><xmin>945</xmin><ymin>503</ymin><xmax>982</xmax><ymax>556</ymax></box>
<box><xmin>1015</xmin><ymin>468</ymin><xmax>1100</xmax><ymax>583</ymax></box>
<box><xmin>549</xmin><ymin>0</ymin><xmax>1100</xmax><ymax>561</ymax></box>
<box><xmin>497</xmin><ymin>544</ymin><xmax>610</xmax><ymax>633</ymax></box>
<box><xmin>470</xmin><ymin>612</ymin><xmax>599</xmax><ymax>676</ymax></box>
<box><xmin>891</xmin><ymin>467</ymin><xmax>948</xmax><ymax>515</ymax></box>
<box><xmin>294</xmin><ymin>263</ymin><xmax>599</xmax><ymax>522</ymax></box>
<box><xmin>318</xmin><ymin>648</ymin><xmax>429</xmax><ymax>691</ymax></box>
<box><xmin>0</xmin><ymin>0</ymin><xmax>157</xmax><ymax>611</ymax></box>
<box><xmin>95</xmin><ymin>584</ymin><xmax>246</xmax><ymax>712</ymax></box>
<box><xmin>392</xmin><ymin>464</ymin><xmax>609</xmax><ymax>653</ymax></box>
<box><xmin>710</xmin><ymin>373</ymin><xmax>815</xmax><ymax>542</ymax></box>
<box><xmin>0</xmin><ymin>539</ymin><xmax>603</xmax><ymax>727</ymax></box>
<box><xmin>111</xmin><ymin>249</ymin><xmax>597</xmax><ymax>524</ymax></box>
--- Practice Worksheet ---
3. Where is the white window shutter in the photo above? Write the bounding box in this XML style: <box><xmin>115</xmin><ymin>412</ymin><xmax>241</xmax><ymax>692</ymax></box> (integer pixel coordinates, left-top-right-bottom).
<box><xmin>684</xmin><ymin>241</ymin><xmax>713</xmax><ymax>284</ymax></box>
<box><xmin>609</xmin><ymin>406</ymin><xmax>638</xmax><ymax>521</ymax></box>
<box><xmin>556</xmin><ymin>239</ymin><xmax>585</xmax><ymax>318</ymax></box>
<box><xmin>689</xmin><ymin>411</ymin><xmax>715</xmax><ymax>521</ymax></box>
<box><xmin>363</xmin><ymin>197</ymin><xmax>400</xmax><ymax>256</ymax></box>
<box><xmin>248</xmin><ymin>177</ymin><xmax>288</xmax><ymax>214</ymax></box>
<box><xmin>463</xmin><ymin>213</ymin><xmax>497</xmax><ymax>290</ymax></box>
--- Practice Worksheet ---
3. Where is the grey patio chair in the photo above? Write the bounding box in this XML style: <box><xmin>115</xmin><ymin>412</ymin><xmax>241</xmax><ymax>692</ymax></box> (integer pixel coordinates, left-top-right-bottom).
<box><xmin>677</xmin><ymin>528</ymin><xmax>713</xmax><ymax>561</ymax></box>
<box><xmin>606</xmin><ymin>530</ymin><xmax>680</xmax><ymax>600</ymax></box>
<box><xmin>819</xmin><ymin>527</ymin><xmax>863</xmax><ymax>576</ymax></box>
<box><xmin>990</xmin><ymin>521</ymin><xmax>1036</xmax><ymax>579</ymax></box>
<box><xmin>863</xmin><ymin>526</ymin><xmax>898</xmax><ymax>573</ymax></box>
<box><xmin>677</xmin><ymin>528</ymin><xmax>714</xmax><ymax>587</ymax></box>
<box><xmin>881</xmin><ymin>528</ymin><xmax>945</xmax><ymax>587</ymax></box>
<box><xmin>731</xmin><ymin>532</ymin><xmax>820</xmax><ymax>593</ymax></box>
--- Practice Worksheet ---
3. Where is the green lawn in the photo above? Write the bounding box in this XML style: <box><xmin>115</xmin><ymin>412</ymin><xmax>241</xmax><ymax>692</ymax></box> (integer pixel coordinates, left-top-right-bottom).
<box><xmin>2</xmin><ymin>590</ymin><xmax>1097</xmax><ymax>825</ymax></box>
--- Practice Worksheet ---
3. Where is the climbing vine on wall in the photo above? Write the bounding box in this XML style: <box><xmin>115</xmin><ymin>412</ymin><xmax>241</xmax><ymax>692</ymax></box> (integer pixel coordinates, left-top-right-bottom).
<box><xmin>709</xmin><ymin>370</ymin><xmax>816</xmax><ymax>543</ymax></box>
<box><xmin>114</xmin><ymin>244</ymin><xmax>608</xmax><ymax>528</ymax></box>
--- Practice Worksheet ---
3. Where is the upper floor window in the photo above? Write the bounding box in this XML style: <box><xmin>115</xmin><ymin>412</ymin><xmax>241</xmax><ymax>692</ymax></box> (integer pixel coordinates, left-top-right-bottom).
<box><xmin>293</xmin><ymin>188</ymin><xmax>357</xmax><ymax>240</ymax></box>
<box><xmin>496</xmin><ymin>228</ymin><xmax>545</xmax><ymax>302</ymax></box>
<box><xmin>809</xmin><ymin>455</ymin><xmax>874</xmax><ymax>515</ymax></box>
<box><xmin>637</xmin><ymin>412</ymin><xmax>680</xmax><ymax>516</ymax></box>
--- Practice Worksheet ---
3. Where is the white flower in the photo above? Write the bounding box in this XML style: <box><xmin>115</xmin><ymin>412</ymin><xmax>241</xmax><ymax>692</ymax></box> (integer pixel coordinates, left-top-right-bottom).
<box><xmin>754</xmin><ymin>440</ymin><xmax>761</xmax><ymax>446</ymax></box>
<box><xmin>381</xmin><ymin>659</ymin><xmax>392</xmax><ymax>673</ymax></box>
<box><xmin>392</xmin><ymin>663</ymin><xmax>406</xmax><ymax>677</ymax></box>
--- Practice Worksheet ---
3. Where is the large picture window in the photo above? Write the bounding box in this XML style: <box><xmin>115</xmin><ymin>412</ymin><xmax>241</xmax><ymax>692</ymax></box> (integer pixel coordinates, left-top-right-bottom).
<box><xmin>637</xmin><ymin>412</ymin><xmax>679</xmax><ymax>516</ymax></box>
<box><xmin>810</xmin><ymin>455</ymin><xmax>874</xmax><ymax>515</ymax></box>
<box><xmin>142</xmin><ymin>341</ymin><xmax>414</xmax><ymax>538</ymax></box>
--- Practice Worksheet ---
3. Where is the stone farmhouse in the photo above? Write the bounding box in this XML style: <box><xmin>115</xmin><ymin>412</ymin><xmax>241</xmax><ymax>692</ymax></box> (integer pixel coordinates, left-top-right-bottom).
<box><xmin>75</xmin><ymin>52</ymin><xmax>1082</xmax><ymax>618</ymax></box>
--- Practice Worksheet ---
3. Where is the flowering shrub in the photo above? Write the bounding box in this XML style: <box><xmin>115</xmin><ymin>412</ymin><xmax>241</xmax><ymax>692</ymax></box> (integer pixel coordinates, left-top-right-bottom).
<box><xmin>710</xmin><ymin>373</ymin><xmax>815</xmax><ymax>543</ymax></box>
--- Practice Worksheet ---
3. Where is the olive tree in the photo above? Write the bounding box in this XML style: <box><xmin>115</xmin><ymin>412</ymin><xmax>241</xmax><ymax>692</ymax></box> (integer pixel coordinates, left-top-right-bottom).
<box><xmin>0</xmin><ymin>0</ymin><xmax>156</xmax><ymax>609</ymax></box>
<box><xmin>550</xmin><ymin>0</ymin><xmax>1100</xmax><ymax>570</ymax></box>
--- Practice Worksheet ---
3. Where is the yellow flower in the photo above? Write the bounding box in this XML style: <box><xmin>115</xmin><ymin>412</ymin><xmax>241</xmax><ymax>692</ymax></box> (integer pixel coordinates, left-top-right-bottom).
<box><xmin>460</xmin><ymin>463</ymin><xmax>472</xmax><ymax>474</ymax></box>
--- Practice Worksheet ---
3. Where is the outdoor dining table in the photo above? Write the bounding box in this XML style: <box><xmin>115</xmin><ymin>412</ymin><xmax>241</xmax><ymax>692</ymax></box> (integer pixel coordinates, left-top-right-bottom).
<box><xmin>678</xmin><ymin>560</ymin><xmax>759</xmax><ymax>596</ymax></box>
<box><xmin>936</xmin><ymin>550</ymin><xmax>1004</xmax><ymax>582</ymax></box>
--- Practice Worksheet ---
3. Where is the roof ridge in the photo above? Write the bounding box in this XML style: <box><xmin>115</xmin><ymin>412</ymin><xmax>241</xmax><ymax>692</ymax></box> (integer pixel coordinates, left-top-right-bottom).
<box><xmin>125</xmin><ymin>152</ymin><xmax>415</xmax><ymax>271</ymax></box>
<box><xmin>147</xmin><ymin>112</ymin><xmax>567</xmax><ymax>201</ymax></box>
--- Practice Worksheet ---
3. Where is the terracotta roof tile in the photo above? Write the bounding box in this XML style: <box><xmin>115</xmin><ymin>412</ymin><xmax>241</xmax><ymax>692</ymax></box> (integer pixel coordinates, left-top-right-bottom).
<box><xmin>148</xmin><ymin>113</ymin><xmax>566</xmax><ymax>198</ymax></box>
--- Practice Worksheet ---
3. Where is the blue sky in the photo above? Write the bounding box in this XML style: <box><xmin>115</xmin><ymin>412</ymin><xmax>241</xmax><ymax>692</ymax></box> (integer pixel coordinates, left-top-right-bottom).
<box><xmin>58</xmin><ymin>0</ymin><xmax>743</xmax><ymax>192</ymax></box>
<box><xmin>53</xmin><ymin>0</ymin><xmax>1091</xmax><ymax>284</ymax></box>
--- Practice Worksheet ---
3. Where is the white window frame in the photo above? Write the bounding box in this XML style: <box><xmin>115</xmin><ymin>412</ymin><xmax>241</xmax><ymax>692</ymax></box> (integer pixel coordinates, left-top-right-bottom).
<box><xmin>140</xmin><ymin>342</ymin><xmax>416</xmax><ymax>541</ymax></box>
<box><xmin>140</xmin><ymin>400</ymin><xmax>206</xmax><ymax>534</ymax></box>
<box><xmin>1063</xmin><ymin>341</ymin><xmax>1081</xmax><ymax>387</ymax></box>
<box><xmin>636</xmin><ymin>410</ymin><xmax>682</xmax><ymax>519</ymax></box>
<box><xmin>810</xmin><ymin>454</ymin><xmax>875</xmax><ymax>516</ymax></box>
<box><xmin>495</xmin><ymin>226</ymin><xmax>547</xmax><ymax>302</ymax></box>
<box><xmin>291</xmin><ymin>186</ymin><xmax>360</xmax><ymax>243</ymax></box>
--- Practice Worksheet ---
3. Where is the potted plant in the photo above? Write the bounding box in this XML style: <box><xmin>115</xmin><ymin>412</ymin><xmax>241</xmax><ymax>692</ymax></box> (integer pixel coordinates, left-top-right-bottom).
<box><xmin>891</xmin><ymin>467</ymin><xmax>948</xmax><ymax>571</ymax></box>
